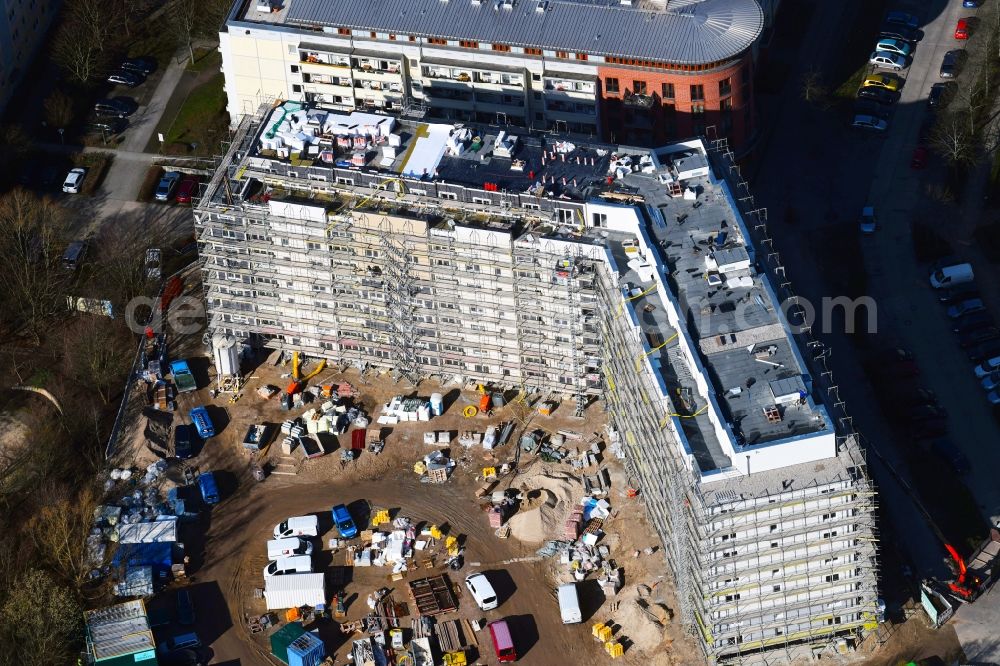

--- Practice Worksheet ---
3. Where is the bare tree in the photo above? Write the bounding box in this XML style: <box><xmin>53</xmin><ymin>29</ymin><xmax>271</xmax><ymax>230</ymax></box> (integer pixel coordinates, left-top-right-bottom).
<box><xmin>26</xmin><ymin>486</ymin><xmax>101</xmax><ymax>590</ymax></box>
<box><xmin>63</xmin><ymin>317</ymin><xmax>134</xmax><ymax>404</ymax></box>
<box><xmin>43</xmin><ymin>90</ymin><xmax>75</xmax><ymax>131</ymax></box>
<box><xmin>52</xmin><ymin>20</ymin><xmax>106</xmax><ymax>84</ymax></box>
<box><xmin>0</xmin><ymin>190</ymin><xmax>72</xmax><ymax>344</ymax></box>
<box><xmin>170</xmin><ymin>0</ymin><xmax>230</xmax><ymax>65</ymax></box>
<box><xmin>931</xmin><ymin>112</ymin><xmax>977</xmax><ymax>166</ymax></box>
<box><xmin>94</xmin><ymin>216</ymin><xmax>162</xmax><ymax>310</ymax></box>
<box><xmin>800</xmin><ymin>69</ymin><xmax>829</xmax><ymax>106</ymax></box>
<box><xmin>0</xmin><ymin>568</ymin><xmax>83</xmax><ymax>664</ymax></box>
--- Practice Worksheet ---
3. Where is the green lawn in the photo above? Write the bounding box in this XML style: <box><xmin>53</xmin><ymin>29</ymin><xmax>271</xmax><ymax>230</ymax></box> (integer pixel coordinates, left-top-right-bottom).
<box><xmin>161</xmin><ymin>72</ymin><xmax>229</xmax><ymax>156</ymax></box>
<box><xmin>187</xmin><ymin>49</ymin><xmax>221</xmax><ymax>73</ymax></box>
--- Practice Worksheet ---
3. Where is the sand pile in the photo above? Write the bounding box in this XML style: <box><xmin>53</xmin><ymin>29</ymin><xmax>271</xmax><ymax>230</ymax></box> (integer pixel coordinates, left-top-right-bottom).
<box><xmin>615</xmin><ymin>592</ymin><xmax>670</xmax><ymax>655</ymax></box>
<box><xmin>506</xmin><ymin>468</ymin><xmax>580</xmax><ymax>543</ymax></box>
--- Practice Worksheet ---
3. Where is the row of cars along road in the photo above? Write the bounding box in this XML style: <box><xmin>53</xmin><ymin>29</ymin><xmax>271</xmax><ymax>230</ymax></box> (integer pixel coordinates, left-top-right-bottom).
<box><xmin>852</xmin><ymin>4</ymin><xmax>980</xmax><ymax>134</ymax></box>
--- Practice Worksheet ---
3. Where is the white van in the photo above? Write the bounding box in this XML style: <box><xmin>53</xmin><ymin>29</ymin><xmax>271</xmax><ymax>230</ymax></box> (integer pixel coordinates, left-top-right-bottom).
<box><xmin>273</xmin><ymin>515</ymin><xmax>319</xmax><ymax>539</ymax></box>
<box><xmin>465</xmin><ymin>572</ymin><xmax>499</xmax><ymax>611</ymax></box>
<box><xmin>267</xmin><ymin>537</ymin><xmax>314</xmax><ymax>560</ymax></box>
<box><xmin>263</xmin><ymin>555</ymin><xmax>313</xmax><ymax>578</ymax></box>
<box><xmin>557</xmin><ymin>583</ymin><xmax>582</xmax><ymax>624</ymax></box>
<box><xmin>930</xmin><ymin>263</ymin><xmax>974</xmax><ymax>289</ymax></box>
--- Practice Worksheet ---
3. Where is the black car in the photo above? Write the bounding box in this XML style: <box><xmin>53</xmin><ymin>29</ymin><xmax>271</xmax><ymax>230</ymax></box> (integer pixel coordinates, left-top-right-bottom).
<box><xmin>940</xmin><ymin>50</ymin><xmax>965</xmax><ymax>78</ymax></box>
<box><xmin>895</xmin><ymin>387</ymin><xmax>938</xmax><ymax>407</ymax></box>
<box><xmin>931</xmin><ymin>439</ymin><xmax>970</xmax><ymax>475</ymax></box>
<box><xmin>107</xmin><ymin>70</ymin><xmax>144</xmax><ymax>87</ymax></box>
<box><xmin>928</xmin><ymin>82</ymin><xmax>956</xmax><ymax>109</ymax></box>
<box><xmin>121</xmin><ymin>56</ymin><xmax>157</xmax><ymax>76</ymax></box>
<box><xmin>880</xmin><ymin>23</ymin><xmax>920</xmax><ymax>43</ymax></box>
<box><xmin>939</xmin><ymin>284</ymin><xmax>979</xmax><ymax>305</ymax></box>
<box><xmin>909</xmin><ymin>404</ymin><xmax>947</xmax><ymax>422</ymax></box>
<box><xmin>857</xmin><ymin>86</ymin><xmax>898</xmax><ymax>104</ymax></box>
<box><xmin>960</xmin><ymin>326</ymin><xmax>1000</xmax><ymax>348</ymax></box>
<box><xmin>853</xmin><ymin>99</ymin><xmax>891</xmax><ymax>120</ymax></box>
<box><xmin>953</xmin><ymin>310</ymin><xmax>994</xmax><ymax>333</ymax></box>
<box><xmin>94</xmin><ymin>97</ymin><xmax>138</xmax><ymax>118</ymax></box>
<box><xmin>967</xmin><ymin>339</ymin><xmax>1000</xmax><ymax>362</ymax></box>
<box><xmin>176</xmin><ymin>589</ymin><xmax>195</xmax><ymax>625</ymax></box>
<box><xmin>86</xmin><ymin>117</ymin><xmax>128</xmax><ymax>135</ymax></box>
<box><xmin>173</xmin><ymin>424</ymin><xmax>197</xmax><ymax>459</ymax></box>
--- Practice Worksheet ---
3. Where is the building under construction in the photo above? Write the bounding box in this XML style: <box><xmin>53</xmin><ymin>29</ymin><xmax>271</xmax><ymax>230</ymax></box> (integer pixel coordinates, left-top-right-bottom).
<box><xmin>193</xmin><ymin>101</ymin><xmax>880</xmax><ymax>664</ymax></box>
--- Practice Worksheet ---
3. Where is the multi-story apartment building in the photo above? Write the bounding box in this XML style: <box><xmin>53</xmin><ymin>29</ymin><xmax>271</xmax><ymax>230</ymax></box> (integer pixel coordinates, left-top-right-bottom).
<box><xmin>219</xmin><ymin>0</ymin><xmax>764</xmax><ymax>152</ymax></box>
<box><xmin>0</xmin><ymin>0</ymin><xmax>60</xmax><ymax>111</ymax></box>
<box><xmin>193</xmin><ymin>101</ymin><xmax>880</xmax><ymax>663</ymax></box>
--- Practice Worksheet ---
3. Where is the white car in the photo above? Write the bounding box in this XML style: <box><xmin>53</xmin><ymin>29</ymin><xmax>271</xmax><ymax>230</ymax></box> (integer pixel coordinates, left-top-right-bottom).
<box><xmin>860</xmin><ymin>206</ymin><xmax>877</xmax><ymax>234</ymax></box>
<box><xmin>852</xmin><ymin>115</ymin><xmax>888</xmax><ymax>132</ymax></box>
<box><xmin>876</xmin><ymin>38</ymin><xmax>912</xmax><ymax>57</ymax></box>
<box><xmin>464</xmin><ymin>572</ymin><xmax>499</xmax><ymax>611</ymax></box>
<box><xmin>62</xmin><ymin>167</ymin><xmax>86</xmax><ymax>194</ymax></box>
<box><xmin>262</xmin><ymin>555</ymin><xmax>312</xmax><ymax>578</ymax></box>
<box><xmin>869</xmin><ymin>51</ymin><xmax>907</xmax><ymax>71</ymax></box>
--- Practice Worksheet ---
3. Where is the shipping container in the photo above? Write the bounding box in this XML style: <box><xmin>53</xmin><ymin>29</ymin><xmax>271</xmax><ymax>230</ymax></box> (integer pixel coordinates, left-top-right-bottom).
<box><xmin>264</xmin><ymin>573</ymin><xmax>325</xmax><ymax>610</ymax></box>
<box><xmin>118</xmin><ymin>519</ymin><xmax>178</xmax><ymax>544</ymax></box>
<box><xmin>270</xmin><ymin>621</ymin><xmax>305</xmax><ymax>664</ymax></box>
<box><xmin>287</xmin><ymin>631</ymin><xmax>325</xmax><ymax>666</ymax></box>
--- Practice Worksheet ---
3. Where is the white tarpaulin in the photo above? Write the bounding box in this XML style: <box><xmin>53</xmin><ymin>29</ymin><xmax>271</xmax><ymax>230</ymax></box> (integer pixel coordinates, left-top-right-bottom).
<box><xmin>118</xmin><ymin>519</ymin><xmax>177</xmax><ymax>544</ymax></box>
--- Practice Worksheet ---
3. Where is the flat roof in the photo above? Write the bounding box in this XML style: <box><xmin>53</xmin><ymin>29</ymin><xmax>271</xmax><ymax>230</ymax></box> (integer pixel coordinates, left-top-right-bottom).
<box><xmin>235</xmin><ymin>0</ymin><xmax>764</xmax><ymax>65</ymax></box>
<box><xmin>85</xmin><ymin>600</ymin><xmax>156</xmax><ymax>661</ymax></box>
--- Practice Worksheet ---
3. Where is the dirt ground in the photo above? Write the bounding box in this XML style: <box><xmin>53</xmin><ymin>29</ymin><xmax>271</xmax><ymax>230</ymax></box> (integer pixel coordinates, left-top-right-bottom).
<box><xmin>132</xmin><ymin>352</ymin><xmax>700</xmax><ymax>665</ymax></box>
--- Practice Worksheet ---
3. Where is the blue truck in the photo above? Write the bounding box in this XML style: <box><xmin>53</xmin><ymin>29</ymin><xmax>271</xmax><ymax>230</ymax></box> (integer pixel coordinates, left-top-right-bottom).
<box><xmin>198</xmin><ymin>471</ymin><xmax>220</xmax><ymax>505</ymax></box>
<box><xmin>170</xmin><ymin>359</ymin><xmax>196</xmax><ymax>393</ymax></box>
<box><xmin>189</xmin><ymin>406</ymin><xmax>215</xmax><ymax>439</ymax></box>
<box><xmin>332</xmin><ymin>504</ymin><xmax>357</xmax><ymax>539</ymax></box>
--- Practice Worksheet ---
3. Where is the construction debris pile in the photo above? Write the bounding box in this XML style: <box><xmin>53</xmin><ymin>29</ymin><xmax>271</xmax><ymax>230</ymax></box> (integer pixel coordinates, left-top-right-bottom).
<box><xmin>349</xmin><ymin>518</ymin><xmax>463</xmax><ymax>574</ymax></box>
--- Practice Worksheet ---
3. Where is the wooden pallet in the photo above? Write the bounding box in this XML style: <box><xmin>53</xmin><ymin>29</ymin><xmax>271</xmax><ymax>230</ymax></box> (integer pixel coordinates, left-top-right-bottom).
<box><xmin>408</xmin><ymin>575</ymin><xmax>457</xmax><ymax>616</ymax></box>
<box><xmin>435</xmin><ymin>619</ymin><xmax>467</xmax><ymax>653</ymax></box>
<box><xmin>583</xmin><ymin>518</ymin><xmax>604</xmax><ymax>537</ymax></box>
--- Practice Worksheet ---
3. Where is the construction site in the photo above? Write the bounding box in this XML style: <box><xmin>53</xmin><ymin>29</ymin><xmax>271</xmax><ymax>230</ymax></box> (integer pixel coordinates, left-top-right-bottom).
<box><xmin>179</xmin><ymin>100</ymin><xmax>886</xmax><ymax>664</ymax></box>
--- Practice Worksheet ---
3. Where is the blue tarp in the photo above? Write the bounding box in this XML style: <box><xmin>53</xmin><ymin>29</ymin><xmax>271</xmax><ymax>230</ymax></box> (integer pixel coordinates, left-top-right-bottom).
<box><xmin>113</xmin><ymin>542</ymin><xmax>173</xmax><ymax>571</ymax></box>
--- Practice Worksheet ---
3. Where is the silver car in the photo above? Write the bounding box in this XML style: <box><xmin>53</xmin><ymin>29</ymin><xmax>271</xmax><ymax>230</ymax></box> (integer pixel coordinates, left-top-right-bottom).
<box><xmin>869</xmin><ymin>51</ymin><xmax>906</xmax><ymax>71</ymax></box>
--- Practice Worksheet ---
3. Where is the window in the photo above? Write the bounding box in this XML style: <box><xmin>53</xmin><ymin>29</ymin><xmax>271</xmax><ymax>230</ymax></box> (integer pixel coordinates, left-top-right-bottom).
<box><xmin>290</xmin><ymin>64</ymin><xmax>299</xmax><ymax>73</ymax></box>
<box><xmin>370</xmin><ymin>31</ymin><xmax>377</xmax><ymax>38</ymax></box>
<box><xmin>428</xmin><ymin>37</ymin><xmax>448</xmax><ymax>45</ymax></box>
<box><xmin>492</xmin><ymin>43</ymin><xmax>511</xmax><ymax>52</ymax></box>
<box><xmin>823</xmin><ymin>512</ymin><xmax>837</xmax><ymax>521</ymax></box>
<box><xmin>337</xmin><ymin>28</ymin><xmax>351</xmax><ymax>35</ymax></box>
<box><xmin>719</xmin><ymin>77</ymin><xmax>732</xmax><ymax>96</ymax></box>
<box><xmin>690</xmin><ymin>84</ymin><xmax>704</xmax><ymax>101</ymax></box>
<box><xmin>461</xmin><ymin>40</ymin><xmax>479</xmax><ymax>48</ymax></box>
<box><xmin>524</xmin><ymin>47</ymin><xmax>542</xmax><ymax>55</ymax></box>
<box><xmin>632</xmin><ymin>80</ymin><xmax>646</xmax><ymax>95</ymax></box>
<box><xmin>661</xmin><ymin>82</ymin><xmax>674</xmax><ymax>99</ymax></box>
<box><xmin>721</xmin><ymin>97</ymin><xmax>733</xmax><ymax>112</ymax></box>
<box><xmin>292</xmin><ymin>84</ymin><xmax>302</xmax><ymax>93</ymax></box>
<box><xmin>555</xmin><ymin>50</ymin><xmax>569</xmax><ymax>59</ymax></box>
<box><xmin>825</xmin><ymin>574</ymin><xmax>841</xmax><ymax>583</ymax></box>
<box><xmin>408</xmin><ymin>35</ymin><xmax>416</xmax><ymax>42</ymax></box>
<box><xmin>605</xmin><ymin>77</ymin><xmax>619</xmax><ymax>94</ymax></box>
<box><xmin>389</xmin><ymin>33</ymin><xmax>397</xmax><ymax>40</ymax></box>
<box><xmin>691</xmin><ymin>103</ymin><xmax>705</xmax><ymax>118</ymax></box>
<box><xmin>575</xmin><ymin>53</ymin><xmax>588</xmax><ymax>60</ymax></box>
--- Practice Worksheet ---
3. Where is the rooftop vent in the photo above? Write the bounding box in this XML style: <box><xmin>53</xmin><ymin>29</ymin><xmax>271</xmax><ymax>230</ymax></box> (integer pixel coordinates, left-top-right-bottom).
<box><xmin>535</xmin><ymin>0</ymin><xmax>548</xmax><ymax>11</ymax></box>
<box><xmin>503</xmin><ymin>0</ymin><xmax>514</xmax><ymax>9</ymax></box>
<box><xmin>620</xmin><ymin>0</ymin><xmax>633</xmax><ymax>5</ymax></box>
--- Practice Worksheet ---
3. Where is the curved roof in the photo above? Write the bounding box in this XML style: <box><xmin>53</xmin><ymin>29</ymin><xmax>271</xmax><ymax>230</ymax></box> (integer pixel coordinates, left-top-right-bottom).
<box><xmin>281</xmin><ymin>0</ymin><xmax>764</xmax><ymax>65</ymax></box>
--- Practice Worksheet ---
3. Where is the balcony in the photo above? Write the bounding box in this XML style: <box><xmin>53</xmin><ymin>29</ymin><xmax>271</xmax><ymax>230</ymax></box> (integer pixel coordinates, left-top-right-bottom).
<box><xmin>300</xmin><ymin>51</ymin><xmax>351</xmax><ymax>68</ymax></box>
<box><xmin>544</xmin><ymin>78</ymin><xmax>595</xmax><ymax>96</ymax></box>
<box><xmin>622</xmin><ymin>92</ymin><xmax>654</xmax><ymax>109</ymax></box>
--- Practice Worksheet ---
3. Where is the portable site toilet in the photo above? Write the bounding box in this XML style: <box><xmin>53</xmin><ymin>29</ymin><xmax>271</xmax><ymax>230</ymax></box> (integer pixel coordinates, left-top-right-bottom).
<box><xmin>287</xmin><ymin>631</ymin><xmax>325</xmax><ymax>666</ymax></box>
<box><xmin>430</xmin><ymin>393</ymin><xmax>444</xmax><ymax>417</ymax></box>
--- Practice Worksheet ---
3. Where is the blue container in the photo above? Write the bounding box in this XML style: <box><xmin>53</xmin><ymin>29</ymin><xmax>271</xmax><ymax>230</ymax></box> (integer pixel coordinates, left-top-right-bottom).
<box><xmin>287</xmin><ymin>632</ymin><xmax>325</xmax><ymax>666</ymax></box>
<box><xmin>198</xmin><ymin>471</ymin><xmax>220</xmax><ymax>505</ymax></box>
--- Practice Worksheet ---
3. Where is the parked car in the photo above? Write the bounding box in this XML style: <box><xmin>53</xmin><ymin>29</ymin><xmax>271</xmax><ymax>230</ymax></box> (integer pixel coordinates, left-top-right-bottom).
<box><xmin>273</xmin><ymin>515</ymin><xmax>320</xmax><ymax>539</ymax></box>
<box><xmin>959</xmin><ymin>326</ymin><xmax>1000</xmax><ymax>348</ymax></box>
<box><xmin>964</xmin><ymin>0</ymin><xmax>984</xmax><ymax>7</ymax></box>
<box><xmin>952</xmin><ymin>310</ymin><xmax>994</xmax><ymax>333</ymax></box>
<box><xmin>331</xmin><ymin>504</ymin><xmax>358</xmax><ymax>538</ymax></box>
<box><xmin>121</xmin><ymin>56</ymin><xmax>157</xmax><ymax>75</ymax></box>
<box><xmin>63</xmin><ymin>241</ymin><xmax>87</xmax><ymax>271</ymax></box>
<box><xmin>175</xmin><ymin>178</ymin><xmax>198</xmax><ymax>204</ymax></box>
<box><xmin>982</xmin><ymin>370</ymin><xmax>1000</xmax><ymax>391</ymax></box>
<box><xmin>975</xmin><ymin>355</ymin><xmax>1000</xmax><ymax>377</ymax></box>
<box><xmin>885</xmin><ymin>11</ymin><xmax>919</xmax><ymax>29</ymax></box>
<box><xmin>988</xmin><ymin>390</ymin><xmax>1000</xmax><ymax>405</ymax></box>
<box><xmin>857</xmin><ymin>86</ymin><xmax>898</xmax><ymax>104</ymax></box>
<box><xmin>189</xmin><ymin>406</ymin><xmax>215</xmax><ymax>439</ymax></box>
<box><xmin>107</xmin><ymin>70</ymin><xmax>144</xmax><ymax>87</ymax></box>
<box><xmin>940</xmin><ymin>50</ymin><xmax>965</xmax><ymax>78</ymax></box>
<box><xmin>62</xmin><ymin>168</ymin><xmax>86</xmax><ymax>194</ymax></box>
<box><xmin>928</xmin><ymin>82</ymin><xmax>956</xmax><ymax>108</ymax></box>
<box><xmin>880</xmin><ymin>24</ymin><xmax>919</xmax><ymax>42</ymax></box>
<box><xmin>931</xmin><ymin>439</ymin><xmax>970</xmax><ymax>475</ymax></box>
<box><xmin>852</xmin><ymin>114</ymin><xmax>888</xmax><ymax>131</ymax></box>
<box><xmin>909</xmin><ymin>404</ymin><xmax>947</xmax><ymax>422</ymax></box>
<box><xmin>939</xmin><ymin>284</ymin><xmax>979</xmax><ymax>305</ymax></box>
<box><xmin>173</xmin><ymin>424</ymin><xmax>197</xmax><ymax>459</ymax></box>
<box><xmin>94</xmin><ymin>98</ymin><xmax>134</xmax><ymax>118</ymax></box>
<box><xmin>176</xmin><ymin>589</ymin><xmax>195</xmax><ymax>625</ymax></box>
<box><xmin>879</xmin><ymin>347</ymin><xmax>919</xmax><ymax>377</ymax></box>
<box><xmin>860</xmin><ymin>206</ymin><xmax>877</xmax><ymax>234</ymax></box>
<box><xmin>853</xmin><ymin>99</ymin><xmax>890</xmax><ymax>119</ymax></box>
<box><xmin>967</xmin><ymin>339</ymin><xmax>1000</xmax><ymax>362</ymax></box>
<box><xmin>955</xmin><ymin>18</ymin><xmax>970</xmax><ymax>39</ymax></box>
<box><xmin>862</xmin><ymin>73</ymin><xmax>902</xmax><ymax>92</ymax></box>
<box><xmin>947</xmin><ymin>298</ymin><xmax>985</xmax><ymax>318</ymax></box>
<box><xmin>87</xmin><ymin>117</ymin><xmax>128</xmax><ymax>135</ymax></box>
<box><xmin>869</xmin><ymin>51</ymin><xmax>906</xmax><ymax>71</ymax></box>
<box><xmin>155</xmin><ymin>171</ymin><xmax>182</xmax><ymax>201</ymax></box>
<box><xmin>910</xmin><ymin>146</ymin><xmax>928</xmax><ymax>169</ymax></box>
<box><xmin>893</xmin><ymin>387</ymin><xmax>938</xmax><ymax>409</ymax></box>
<box><xmin>876</xmin><ymin>38</ymin><xmax>913</xmax><ymax>57</ymax></box>
<box><xmin>465</xmin><ymin>573</ymin><xmax>499</xmax><ymax>611</ymax></box>
<box><xmin>263</xmin><ymin>555</ymin><xmax>312</xmax><ymax>578</ymax></box>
